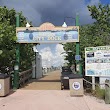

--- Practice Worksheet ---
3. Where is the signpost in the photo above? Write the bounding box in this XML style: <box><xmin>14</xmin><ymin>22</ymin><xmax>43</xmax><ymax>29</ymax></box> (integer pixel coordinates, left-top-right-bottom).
<box><xmin>75</xmin><ymin>15</ymin><xmax>82</xmax><ymax>75</ymax></box>
<box><xmin>75</xmin><ymin>55</ymin><xmax>81</xmax><ymax>61</ymax></box>
<box><xmin>13</xmin><ymin>14</ymin><xmax>20</xmax><ymax>89</ymax></box>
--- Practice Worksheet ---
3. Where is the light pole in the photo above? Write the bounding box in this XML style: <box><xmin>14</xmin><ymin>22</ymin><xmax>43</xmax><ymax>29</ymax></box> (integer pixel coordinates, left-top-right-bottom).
<box><xmin>75</xmin><ymin>14</ymin><xmax>82</xmax><ymax>76</ymax></box>
<box><xmin>13</xmin><ymin>14</ymin><xmax>20</xmax><ymax>89</ymax></box>
<box><xmin>62</xmin><ymin>14</ymin><xmax>82</xmax><ymax>76</ymax></box>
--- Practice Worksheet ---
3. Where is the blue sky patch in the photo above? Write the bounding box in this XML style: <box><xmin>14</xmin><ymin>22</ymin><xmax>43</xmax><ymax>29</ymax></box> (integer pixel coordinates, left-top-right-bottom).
<box><xmin>100</xmin><ymin>0</ymin><xmax>110</xmax><ymax>4</ymax></box>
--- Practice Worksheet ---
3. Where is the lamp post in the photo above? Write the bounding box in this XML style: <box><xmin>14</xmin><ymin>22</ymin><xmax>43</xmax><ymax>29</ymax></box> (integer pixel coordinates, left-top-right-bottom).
<box><xmin>75</xmin><ymin>14</ymin><xmax>82</xmax><ymax>76</ymax></box>
<box><xmin>62</xmin><ymin>14</ymin><xmax>82</xmax><ymax>76</ymax></box>
<box><xmin>13</xmin><ymin>14</ymin><xmax>20</xmax><ymax>89</ymax></box>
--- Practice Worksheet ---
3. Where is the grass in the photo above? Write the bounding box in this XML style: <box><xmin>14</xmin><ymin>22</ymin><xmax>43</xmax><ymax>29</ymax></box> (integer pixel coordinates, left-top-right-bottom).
<box><xmin>92</xmin><ymin>86</ymin><xmax>105</xmax><ymax>99</ymax></box>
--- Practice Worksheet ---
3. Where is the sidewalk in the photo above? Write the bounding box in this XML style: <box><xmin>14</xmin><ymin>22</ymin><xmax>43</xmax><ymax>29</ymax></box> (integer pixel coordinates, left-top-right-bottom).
<box><xmin>0</xmin><ymin>90</ymin><xmax>110</xmax><ymax>110</ymax></box>
<box><xmin>21</xmin><ymin>70</ymin><xmax>61</xmax><ymax>90</ymax></box>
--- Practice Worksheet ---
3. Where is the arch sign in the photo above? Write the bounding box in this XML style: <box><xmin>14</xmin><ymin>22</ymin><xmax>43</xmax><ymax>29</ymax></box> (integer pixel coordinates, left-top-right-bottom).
<box><xmin>16</xmin><ymin>22</ymin><xmax>79</xmax><ymax>43</ymax></box>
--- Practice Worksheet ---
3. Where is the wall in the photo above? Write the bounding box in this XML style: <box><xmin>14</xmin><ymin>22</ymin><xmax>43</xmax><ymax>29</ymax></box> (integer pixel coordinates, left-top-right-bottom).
<box><xmin>32</xmin><ymin>53</ymin><xmax>43</xmax><ymax>79</ymax></box>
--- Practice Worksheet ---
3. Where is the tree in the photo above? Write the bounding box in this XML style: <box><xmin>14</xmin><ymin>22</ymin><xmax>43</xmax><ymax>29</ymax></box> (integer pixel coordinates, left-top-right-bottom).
<box><xmin>0</xmin><ymin>6</ymin><xmax>34</xmax><ymax>73</ymax></box>
<box><xmin>63</xmin><ymin>4</ymin><xmax>110</xmax><ymax>72</ymax></box>
<box><xmin>88</xmin><ymin>4</ymin><xmax>110</xmax><ymax>45</ymax></box>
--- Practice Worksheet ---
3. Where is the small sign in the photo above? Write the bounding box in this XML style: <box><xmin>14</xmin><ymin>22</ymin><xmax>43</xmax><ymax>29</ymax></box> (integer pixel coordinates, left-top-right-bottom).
<box><xmin>14</xmin><ymin>65</ymin><xmax>19</xmax><ymax>70</ymax></box>
<box><xmin>75</xmin><ymin>55</ymin><xmax>81</xmax><ymax>60</ymax></box>
<box><xmin>0</xmin><ymin>50</ymin><xmax>3</xmax><ymax>55</ymax></box>
<box><xmin>72</xmin><ymin>82</ymin><xmax>80</xmax><ymax>90</ymax></box>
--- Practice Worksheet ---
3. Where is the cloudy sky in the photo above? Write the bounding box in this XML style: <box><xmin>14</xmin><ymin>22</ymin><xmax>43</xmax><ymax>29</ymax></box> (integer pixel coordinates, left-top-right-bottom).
<box><xmin>37</xmin><ymin>44</ymin><xmax>67</xmax><ymax>67</ymax></box>
<box><xmin>0</xmin><ymin>0</ymin><xmax>109</xmax><ymax>26</ymax></box>
<box><xmin>0</xmin><ymin>0</ymin><xmax>109</xmax><ymax>67</ymax></box>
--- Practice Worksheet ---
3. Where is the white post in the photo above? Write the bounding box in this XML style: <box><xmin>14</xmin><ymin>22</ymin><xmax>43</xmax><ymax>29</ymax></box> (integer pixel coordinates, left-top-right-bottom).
<box><xmin>32</xmin><ymin>60</ymin><xmax>36</xmax><ymax>78</ymax></box>
<box><xmin>92</xmin><ymin>76</ymin><xmax>95</xmax><ymax>90</ymax></box>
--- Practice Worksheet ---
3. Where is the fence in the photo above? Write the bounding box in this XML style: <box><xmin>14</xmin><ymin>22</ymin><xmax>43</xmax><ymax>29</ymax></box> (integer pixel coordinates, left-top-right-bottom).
<box><xmin>19</xmin><ymin>69</ymin><xmax>32</xmax><ymax>87</ymax></box>
<box><xmin>10</xmin><ymin>67</ymin><xmax>59</xmax><ymax>88</ymax></box>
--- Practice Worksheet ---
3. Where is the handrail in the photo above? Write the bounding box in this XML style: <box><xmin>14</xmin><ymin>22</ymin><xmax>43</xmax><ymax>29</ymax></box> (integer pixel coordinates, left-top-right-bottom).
<box><xmin>10</xmin><ymin>67</ymin><xmax>58</xmax><ymax>88</ymax></box>
<box><xmin>19</xmin><ymin>69</ymin><xmax>32</xmax><ymax>87</ymax></box>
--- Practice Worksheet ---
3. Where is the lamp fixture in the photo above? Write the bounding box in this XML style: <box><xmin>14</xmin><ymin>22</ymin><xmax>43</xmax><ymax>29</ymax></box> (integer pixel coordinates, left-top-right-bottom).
<box><xmin>62</xmin><ymin>22</ymin><xmax>67</xmax><ymax>28</ymax></box>
<box><xmin>26</xmin><ymin>22</ymin><xmax>31</xmax><ymax>28</ymax></box>
<box><xmin>62</xmin><ymin>17</ymin><xmax>76</xmax><ymax>27</ymax></box>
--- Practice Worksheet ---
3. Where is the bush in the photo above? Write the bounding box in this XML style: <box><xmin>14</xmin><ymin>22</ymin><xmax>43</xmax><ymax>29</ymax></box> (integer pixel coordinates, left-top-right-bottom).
<box><xmin>93</xmin><ymin>86</ymin><xmax>105</xmax><ymax>99</ymax></box>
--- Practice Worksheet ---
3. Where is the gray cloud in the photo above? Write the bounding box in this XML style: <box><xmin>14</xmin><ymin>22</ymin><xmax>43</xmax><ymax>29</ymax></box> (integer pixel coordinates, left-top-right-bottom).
<box><xmin>0</xmin><ymin>0</ymin><xmax>100</xmax><ymax>26</ymax></box>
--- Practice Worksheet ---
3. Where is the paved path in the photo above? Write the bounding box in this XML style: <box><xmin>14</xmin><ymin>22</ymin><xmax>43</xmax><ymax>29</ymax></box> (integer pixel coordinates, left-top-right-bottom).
<box><xmin>0</xmin><ymin>71</ymin><xmax>110</xmax><ymax>110</ymax></box>
<box><xmin>21</xmin><ymin>70</ymin><xmax>61</xmax><ymax>90</ymax></box>
<box><xmin>0</xmin><ymin>90</ymin><xmax>110</xmax><ymax>110</ymax></box>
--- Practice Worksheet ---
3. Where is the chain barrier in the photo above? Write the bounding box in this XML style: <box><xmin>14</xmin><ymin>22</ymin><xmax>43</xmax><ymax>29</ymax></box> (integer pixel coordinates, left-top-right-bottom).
<box><xmin>83</xmin><ymin>78</ymin><xmax>110</xmax><ymax>87</ymax></box>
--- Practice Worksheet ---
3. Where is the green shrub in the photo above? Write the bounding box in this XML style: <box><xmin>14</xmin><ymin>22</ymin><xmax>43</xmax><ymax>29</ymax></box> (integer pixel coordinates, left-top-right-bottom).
<box><xmin>94</xmin><ymin>86</ymin><xmax>105</xmax><ymax>99</ymax></box>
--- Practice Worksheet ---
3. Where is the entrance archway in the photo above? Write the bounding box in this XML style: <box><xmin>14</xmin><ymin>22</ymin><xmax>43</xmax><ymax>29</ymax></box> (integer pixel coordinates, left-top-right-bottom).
<box><xmin>14</xmin><ymin>15</ymin><xmax>81</xmax><ymax>89</ymax></box>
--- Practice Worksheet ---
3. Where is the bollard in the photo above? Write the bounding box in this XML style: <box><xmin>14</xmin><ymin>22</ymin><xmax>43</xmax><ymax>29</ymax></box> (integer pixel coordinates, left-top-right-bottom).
<box><xmin>69</xmin><ymin>74</ymin><xmax>83</xmax><ymax>96</ymax></box>
<box><xmin>105</xmin><ymin>79</ymin><xmax>110</xmax><ymax>104</ymax></box>
<box><xmin>0</xmin><ymin>74</ymin><xmax>10</xmax><ymax>96</ymax></box>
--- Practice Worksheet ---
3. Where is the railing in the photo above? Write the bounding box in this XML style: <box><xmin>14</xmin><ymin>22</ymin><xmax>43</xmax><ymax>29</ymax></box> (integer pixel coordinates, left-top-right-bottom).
<box><xmin>19</xmin><ymin>69</ymin><xmax>32</xmax><ymax>87</ymax></box>
<box><xmin>10</xmin><ymin>67</ymin><xmax>59</xmax><ymax>88</ymax></box>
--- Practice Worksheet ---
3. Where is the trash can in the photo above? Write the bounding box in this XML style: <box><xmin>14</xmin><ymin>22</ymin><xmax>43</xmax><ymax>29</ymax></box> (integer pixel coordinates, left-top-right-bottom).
<box><xmin>105</xmin><ymin>79</ymin><xmax>110</xmax><ymax>104</ymax></box>
<box><xmin>69</xmin><ymin>74</ymin><xmax>83</xmax><ymax>96</ymax></box>
<box><xmin>61</xmin><ymin>66</ymin><xmax>72</xmax><ymax>90</ymax></box>
<box><xmin>0</xmin><ymin>73</ymin><xmax>10</xmax><ymax>96</ymax></box>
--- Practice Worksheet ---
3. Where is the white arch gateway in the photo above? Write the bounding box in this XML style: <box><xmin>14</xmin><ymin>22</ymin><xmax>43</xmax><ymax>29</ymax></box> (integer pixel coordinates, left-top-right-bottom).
<box><xmin>14</xmin><ymin>21</ymin><xmax>81</xmax><ymax>89</ymax></box>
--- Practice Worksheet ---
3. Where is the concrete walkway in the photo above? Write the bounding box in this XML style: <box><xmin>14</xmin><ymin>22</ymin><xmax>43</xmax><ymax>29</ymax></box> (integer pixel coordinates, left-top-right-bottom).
<box><xmin>0</xmin><ymin>90</ymin><xmax>110</xmax><ymax>110</ymax></box>
<box><xmin>21</xmin><ymin>70</ymin><xmax>61</xmax><ymax>90</ymax></box>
